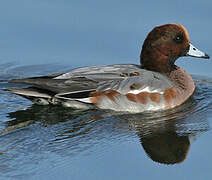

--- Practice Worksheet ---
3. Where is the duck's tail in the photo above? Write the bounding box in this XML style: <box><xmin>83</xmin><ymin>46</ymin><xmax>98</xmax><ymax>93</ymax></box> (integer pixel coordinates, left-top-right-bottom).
<box><xmin>6</xmin><ymin>87</ymin><xmax>55</xmax><ymax>105</ymax></box>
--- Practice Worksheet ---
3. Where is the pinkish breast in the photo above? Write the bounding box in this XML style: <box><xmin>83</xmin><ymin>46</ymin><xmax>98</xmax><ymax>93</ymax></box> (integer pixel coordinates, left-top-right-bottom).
<box><xmin>168</xmin><ymin>67</ymin><xmax>195</xmax><ymax>108</ymax></box>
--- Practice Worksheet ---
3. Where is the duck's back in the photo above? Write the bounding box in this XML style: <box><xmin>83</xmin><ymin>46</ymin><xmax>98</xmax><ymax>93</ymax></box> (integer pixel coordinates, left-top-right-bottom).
<box><xmin>8</xmin><ymin>64</ymin><xmax>193</xmax><ymax>112</ymax></box>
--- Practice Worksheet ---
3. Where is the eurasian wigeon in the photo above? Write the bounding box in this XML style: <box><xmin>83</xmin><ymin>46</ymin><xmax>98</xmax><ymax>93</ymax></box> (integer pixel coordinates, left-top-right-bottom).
<box><xmin>8</xmin><ymin>24</ymin><xmax>210</xmax><ymax>112</ymax></box>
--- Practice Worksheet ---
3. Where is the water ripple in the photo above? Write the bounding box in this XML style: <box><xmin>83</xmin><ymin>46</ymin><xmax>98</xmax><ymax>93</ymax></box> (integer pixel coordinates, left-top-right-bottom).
<box><xmin>0</xmin><ymin>64</ymin><xmax>212</xmax><ymax>177</ymax></box>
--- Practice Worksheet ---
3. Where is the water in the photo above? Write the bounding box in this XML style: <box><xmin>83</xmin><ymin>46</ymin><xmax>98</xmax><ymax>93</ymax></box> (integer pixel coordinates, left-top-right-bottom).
<box><xmin>0</xmin><ymin>64</ymin><xmax>212</xmax><ymax>180</ymax></box>
<box><xmin>0</xmin><ymin>0</ymin><xmax>212</xmax><ymax>179</ymax></box>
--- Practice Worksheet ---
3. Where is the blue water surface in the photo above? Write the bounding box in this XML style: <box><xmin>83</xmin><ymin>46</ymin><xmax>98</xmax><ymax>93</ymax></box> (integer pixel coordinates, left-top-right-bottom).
<box><xmin>0</xmin><ymin>1</ymin><xmax>212</xmax><ymax>180</ymax></box>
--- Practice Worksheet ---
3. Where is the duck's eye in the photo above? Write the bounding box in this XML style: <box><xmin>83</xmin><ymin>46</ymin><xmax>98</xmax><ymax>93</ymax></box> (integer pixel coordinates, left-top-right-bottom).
<box><xmin>174</xmin><ymin>34</ymin><xmax>184</xmax><ymax>43</ymax></box>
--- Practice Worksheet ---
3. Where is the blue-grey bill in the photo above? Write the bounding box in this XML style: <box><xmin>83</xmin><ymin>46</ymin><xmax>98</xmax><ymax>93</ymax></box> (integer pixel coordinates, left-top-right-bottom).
<box><xmin>186</xmin><ymin>43</ymin><xmax>210</xmax><ymax>59</ymax></box>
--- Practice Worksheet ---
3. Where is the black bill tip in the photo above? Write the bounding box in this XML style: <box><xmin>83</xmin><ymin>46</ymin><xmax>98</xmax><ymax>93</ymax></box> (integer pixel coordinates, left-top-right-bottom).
<box><xmin>203</xmin><ymin>53</ymin><xmax>210</xmax><ymax>59</ymax></box>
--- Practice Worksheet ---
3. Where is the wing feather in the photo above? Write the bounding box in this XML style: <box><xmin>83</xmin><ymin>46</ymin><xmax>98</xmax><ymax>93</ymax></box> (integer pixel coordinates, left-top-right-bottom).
<box><xmin>9</xmin><ymin>64</ymin><xmax>174</xmax><ymax>99</ymax></box>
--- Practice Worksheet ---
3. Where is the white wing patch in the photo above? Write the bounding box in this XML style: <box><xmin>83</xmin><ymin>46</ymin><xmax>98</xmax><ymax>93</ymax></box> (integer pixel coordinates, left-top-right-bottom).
<box><xmin>128</xmin><ymin>87</ymin><xmax>164</xmax><ymax>94</ymax></box>
<box><xmin>74</xmin><ymin>98</ymin><xmax>92</xmax><ymax>103</ymax></box>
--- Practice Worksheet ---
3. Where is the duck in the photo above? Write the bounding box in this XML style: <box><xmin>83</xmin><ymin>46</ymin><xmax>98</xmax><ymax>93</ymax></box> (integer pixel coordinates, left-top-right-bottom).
<box><xmin>7</xmin><ymin>24</ymin><xmax>210</xmax><ymax>112</ymax></box>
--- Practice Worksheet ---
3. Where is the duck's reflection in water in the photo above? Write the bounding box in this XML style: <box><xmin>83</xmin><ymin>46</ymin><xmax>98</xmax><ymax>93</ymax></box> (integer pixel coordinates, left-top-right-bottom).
<box><xmin>110</xmin><ymin>98</ymin><xmax>209</xmax><ymax>164</ymax></box>
<box><xmin>4</xmin><ymin>97</ymin><xmax>210</xmax><ymax>165</ymax></box>
<box><xmin>140</xmin><ymin>131</ymin><xmax>190</xmax><ymax>164</ymax></box>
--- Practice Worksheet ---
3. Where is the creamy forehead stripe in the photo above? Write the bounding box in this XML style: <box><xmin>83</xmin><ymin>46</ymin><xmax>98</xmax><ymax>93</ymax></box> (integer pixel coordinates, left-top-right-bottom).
<box><xmin>177</xmin><ymin>24</ymin><xmax>190</xmax><ymax>41</ymax></box>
